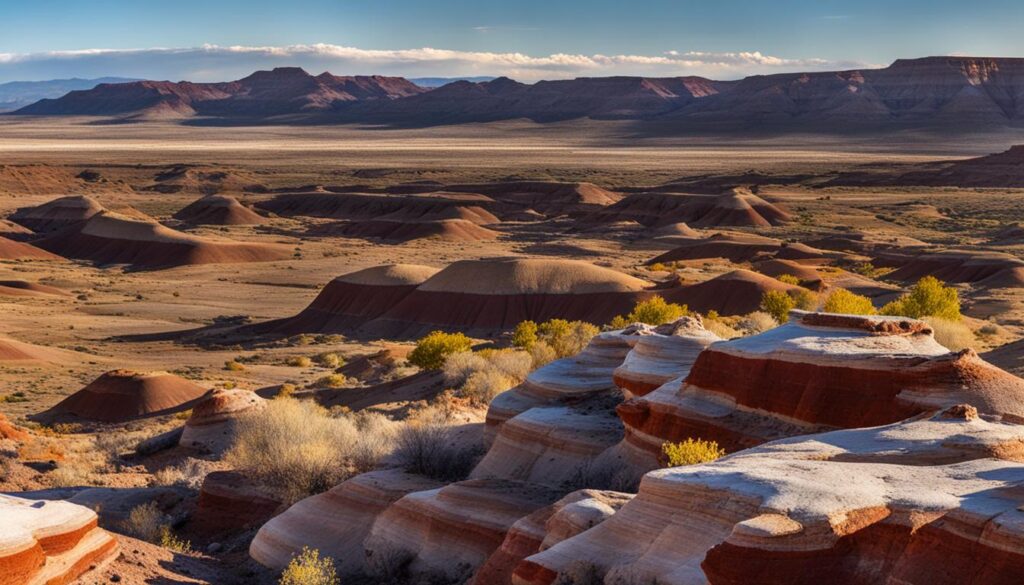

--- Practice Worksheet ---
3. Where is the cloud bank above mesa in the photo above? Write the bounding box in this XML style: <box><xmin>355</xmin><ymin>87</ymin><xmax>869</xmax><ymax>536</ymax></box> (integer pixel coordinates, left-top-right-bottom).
<box><xmin>0</xmin><ymin>43</ymin><xmax>874</xmax><ymax>82</ymax></box>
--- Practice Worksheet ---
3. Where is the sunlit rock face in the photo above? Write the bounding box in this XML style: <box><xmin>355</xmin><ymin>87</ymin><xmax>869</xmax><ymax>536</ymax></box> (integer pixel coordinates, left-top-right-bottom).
<box><xmin>612</xmin><ymin>316</ymin><xmax>720</xmax><ymax>399</ymax></box>
<box><xmin>514</xmin><ymin>405</ymin><xmax>1024</xmax><ymax>585</ymax></box>
<box><xmin>179</xmin><ymin>388</ymin><xmax>266</xmax><ymax>454</ymax></box>
<box><xmin>0</xmin><ymin>494</ymin><xmax>119</xmax><ymax>585</ymax></box>
<box><xmin>617</xmin><ymin>312</ymin><xmax>1024</xmax><ymax>471</ymax></box>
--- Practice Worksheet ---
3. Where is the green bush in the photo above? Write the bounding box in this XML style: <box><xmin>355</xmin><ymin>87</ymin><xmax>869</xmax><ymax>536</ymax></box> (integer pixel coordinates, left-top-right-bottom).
<box><xmin>224</xmin><ymin>360</ymin><xmax>245</xmax><ymax>372</ymax></box>
<box><xmin>880</xmin><ymin>276</ymin><xmax>961</xmax><ymax>321</ymax></box>
<box><xmin>760</xmin><ymin>290</ymin><xmax>796</xmax><ymax>323</ymax></box>
<box><xmin>279</xmin><ymin>547</ymin><xmax>339</xmax><ymax>585</ymax></box>
<box><xmin>408</xmin><ymin>331</ymin><xmax>474</xmax><ymax>370</ymax></box>
<box><xmin>538</xmin><ymin>319</ymin><xmax>599</xmax><ymax>357</ymax></box>
<box><xmin>777</xmin><ymin>274</ymin><xmax>800</xmax><ymax>285</ymax></box>
<box><xmin>625</xmin><ymin>296</ymin><xmax>688</xmax><ymax>326</ymax></box>
<box><xmin>511</xmin><ymin>320</ymin><xmax>538</xmax><ymax>349</ymax></box>
<box><xmin>823</xmin><ymin>288</ymin><xmax>876</xmax><ymax>315</ymax></box>
<box><xmin>661</xmin><ymin>438</ymin><xmax>726</xmax><ymax>467</ymax></box>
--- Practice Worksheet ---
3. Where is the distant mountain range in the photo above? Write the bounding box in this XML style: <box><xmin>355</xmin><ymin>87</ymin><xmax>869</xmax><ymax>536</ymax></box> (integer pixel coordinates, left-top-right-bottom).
<box><xmin>0</xmin><ymin>77</ymin><xmax>138</xmax><ymax>112</ymax></box>
<box><xmin>11</xmin><ymin>58</ymin><xmax>1024</xmax><ymax>132</ymax></box>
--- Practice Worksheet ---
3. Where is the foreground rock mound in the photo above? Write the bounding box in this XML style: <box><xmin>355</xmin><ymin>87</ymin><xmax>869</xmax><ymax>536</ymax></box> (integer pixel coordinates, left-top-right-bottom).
<box><xmin>0</xmin><ymin>494</ymin><xmax>118</xmax><ymax>584</ymax></box>
<box><xmin>9</xmin><ymin>195</ymin><xmax>104</xmax><ymax>233</ymax></box>
<box><xmin>516</xmin><ymin>406</ymin><xmax>1024</xmax><ymax>585</ymax></box>
<box><xmin>42</xmin><ymin>370</ymin><xmax>209</xmax><ymax>422</ymax></box>
<box><xmin>172</xmin><ymin>194</ymin><xmax>267</xmax><ymax>225</ymax></box>
<box><xmin>37</xmin><ymin>211</ymin><xmax>290</xmax><ymax>269</ymax></box>
<box><xmin>179</xmin><ymin>388</ymin><xmax>266</xmax><ymax>453</ymax></box>
<box><xmin>618</xmin><ymin>312</ymin><xmax>1024</xmax><ymax>470</ymax></box>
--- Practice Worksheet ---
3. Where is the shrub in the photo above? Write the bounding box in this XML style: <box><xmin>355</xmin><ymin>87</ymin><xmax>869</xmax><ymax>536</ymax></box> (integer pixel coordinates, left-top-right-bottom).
<box><xmin>823</xmin><ymin>288</ymin><xmax>876</xmax><ymax>315</ymax></box>
<box><xmin>528</xmin><ymin>341</ymin><xmax>558</xmax><ymax>368</ymax></box>
<box><xmin>607</xmin><ymin>315</ymin><xmax>630</xmax><ymax>330</ymax></box>
<box><xmin>739</xmin><ymin>311</ymin><xmax>778</xmax><ymax>334</ymax></box>
<box><xmin>760</xmin><ymin>290</ymin><xmax>795</xmax><ymax>323</ymax></box>
<box><xmin>226</xmin><ymin>399</ymin><xmax>358</xmax><ymax>503</ymax></box>
<box><xmin>314</xmin><ymin>352</ymin><xmax>342</xmax><ymax>368</ymax></box>
<box><xmin>279</xmin><ymin>547</ymin><xmax>339</xmax><ymax>585</ymax></box>
<box><xmin>277</xmin><ymin>383</ymin><xmax>297</xmax><ymax>399</ymax></box>
<box><xmin>442</xmin><ymin>351</ymin><xmax>490</xmax><ymax>386</ymax></box>
<box><xmin>881</xmin><ymin>276</ymin><xmax>961</xmax><ymax>321</ymax></box>
<box><xmin>623</xmin><ymin>296</ymin><xmax>688</xmax><ymax>326</ymax></box>
<box><xmin>648</xmin><ymin>262</ymin><xmax>668</xmax><ymax>272</ymax></box>
<box><xmin>661</xmin><ymin>438</ymin><xmax>726</xmax><ymax>467</ymax></box>
<box><xmin>791</xmin><ymin>288</ymin><xmax>819</xmax><ymax>311</ymax></box>
<box><xmin>160</xmin><ymin>526</ymin><xmax>192</xmax><ymax>554</ymax></box>
<box><xmin>121</xmin><ymin>502</ymin><xmax>164</xmax><ymax>543</ymax></box>
<box><xmin>408</xmin><ymin>331</ymin><xmax>474</xmax><ymax>370</ymax></box>
<box><xmin>924</xmin><ymin>316</ymin><xmax>975</xmax><ymax>351</ymax></box>
<box><xmin>538</xmin><ymin>319</ymin><xmax>599</xmax><ymax>357</ymax></box>
<box><xmin>703</xmin><ymin>318</ymin><xmax>740</xmax><ymax>339</ymax></box>
<box><xmin>286</xmin><ymin>356</ymin><xmax>312</xmax><ymax>368</ymax></box>
<box><xmin>462</xmin><ymin>369</ymin><xmax>516</xmax><ymax>405</ymax></box>
<box><xmin>392</xmin><ymin>423</ymin><xmax>485</xmax><ymax>482</ymax></box>
<box><xmin>485</xmin><ymin>349</ymin><xmax>533</xmax><ymax>382</ymax></box>
<box><xmin>777</xmin><ymin>274</ymin><xmax>801</xmax><ymax>285</ymax></box>
<box><xmin>314</xmin><ymin>374</ymin><xmax>347</xmax><ymax>389</ymax></box>
<box><xmin>224</xmin><ymin>360</ymin><xmax>245</xmax><ymax>372</ymax></box>
<box><xmin>511</xmin><ymin>320</ymin><xmax>538</xmax><ymax>349</ymax></box>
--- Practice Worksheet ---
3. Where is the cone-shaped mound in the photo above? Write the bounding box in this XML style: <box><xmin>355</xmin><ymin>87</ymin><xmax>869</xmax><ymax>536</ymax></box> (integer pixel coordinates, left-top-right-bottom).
<box><xmin>580</xmin><ymin>189</ymin><xmax>790</xmax><ymax>228</ymax></box>
<box><xmin>0</xmin><ymin>280</ymin><xmax>69</xmax><ymax>298</ymax></box>
<box><xmin>753</xmin><ymin>259</ymin><xmax>823</xmax><ymax>285</ymax></box>
<box><xmin>42</xmin><ymin>370</ymin><xmax>209</xmax><ymax>422</ymax></box>
<box><xmin>0</xmin><ymin>235</ymin><xmax>62</xmax><ymax>261</ymax></box>
<box><xmin>443</xmin><ymin>181</ymin><xmax>621</xmax><ymax>216</ymax></box>
<box><xmin>180</xmin><ymin>388</ymin><xmax>266</xmax><ymax>453</ymax></box>
<box><xmin>689</xmin><ymin>189</ymin><xmax>793</xmax><ymax>227</ymax></box>
<box><xmin>258</xmin><ymin>264</ymin><xmax>440</xmax><ymax>335</ymax></box>
<box><xmin>648</xmin><ymin>233</ymin><xmax>783</xmax><ymax>264</ymax></box>
<box><xmin>172</xmin><ymin>194</ymin><xmax>267</xmax><ymax>226</ymax></box>
<box><xmin>0</xmin><ymin>494</ymin><xmax>119</xmax><ymax>584</ymax></box>
<box><xmin>331</xmin><ymin>218</ymin><xmax>499</xmax><ymax>242</ymax></box>
<box><xmin>9</xmin><ymin>195</ymin><xmax>105</xmax><ymax>233</ymax></box>
<box><xmin>651</xmin><ymin>222</ymin><xmax>700</xmax><ymax>239</ymax></box>
<box><xmin>664</xmin><ymin>269</ymin><xmax>804</xmax><ymax>315</ymax></box>
<box><xmin>364</xmin><ymin>258</ymin><xmax>652</xmax><ymax>337</ymax></box>
<box><xmin>36</xmin><ymin>211</ymin><xmax>290</xmax><ymax>270</ymax></box>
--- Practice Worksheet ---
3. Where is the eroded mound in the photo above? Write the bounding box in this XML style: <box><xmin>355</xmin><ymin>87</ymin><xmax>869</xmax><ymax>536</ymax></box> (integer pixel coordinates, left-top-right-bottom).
<box><xmin>875</xmin><ymin>248</ymin><xmax>1024</xmax><ymax>287</ymax></box>
<box><xmin>0</xmin><ymin>236</ymin><xmax>61</xmax><ymax>261</ymax></box>
<box><xmin>517</xmin><ymin>406</ymin><xmax>1024</xmax><ymax>585</ymax></box>
<box><xmin>648</xmin><ymin>233</ymin><xmax>783</xmax><ymax>264</ymax></box>
<box><xmin>0</xmin><ymin>280</ymin><xmax>69</xmax><ymax>298</ymax></box>
<box><xmin>582</xmin><ymin>189</ymin><xmax>791</xmax><ymax>228</ymax></box>
<box><xmin>42</xmin><ymin>370</ymin><xmax>209</xmax><ymax>422</ymax></box>
<box><xmin>333</xmin><ymin>218</ymin><xmax>499</xmax><ymax>242</ymax></box>
<box><xmin>180</xmin><ymin>388</ymin><xmax>266</xmax><ymax>454</ymax></box>
<box><xmin>36</xmin><ymin>211</ymin><xmax>290</xmax><ymax>269</ymax></box>
<box><xmin>9</xmin><ymin>195</ymin><xmax>105</xmax><ymax>233</ymax></box>
<box><xmin>663</xmin><ymin>269</ymin><xmax>804</xmax><ymax>315</ymax></box>
<box><xmin>172</xmin><ymin>194</ymin><xmax>267</xmax><ymax>225</ymax></box>
<box><xmin>257</xmin><ymin>191</ymin><xmax>499</xmax><ymax>223</ymax></box>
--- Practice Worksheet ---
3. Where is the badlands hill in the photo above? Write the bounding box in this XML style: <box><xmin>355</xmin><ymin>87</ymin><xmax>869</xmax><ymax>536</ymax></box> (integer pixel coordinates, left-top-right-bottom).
<box><xmin>830</xmin><ymin>144</ymin><xmax>1024</xmax><ymax>187</ymax></box>
<box><xmin>15</xmin><ymin>57</ymin><xmax>1024</xmax><ymax>130</ymax></box>
<box><xmin>14</xmin><ymin>67</ymin><xmax>425</xmax><ymax>119</ymax></box>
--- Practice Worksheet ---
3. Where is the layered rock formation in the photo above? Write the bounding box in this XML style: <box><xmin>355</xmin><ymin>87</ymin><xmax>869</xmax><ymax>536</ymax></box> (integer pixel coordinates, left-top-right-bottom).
<box><xmin>9</xmin><ymin>195</ymin><xmax>104</xmax><ymax>233</ymax></box>
<box><xmin>663</xmin><ymin>269</ymin><xmax>804</xmax><ymax>315</ymax></box>
<box><xmin>36</xmin><ymin>211</ymin><xmax>290</xmax><ymax>269</ymax></box>
<box><xmin>172</xmin><ymin>194</ymin><xmax>267</xmax><ymax>225</ymax></box>
<box><xmin>0</xmin><ymin>236</ymin><xmax>62</xmax><ymax>261</ymax></box>
<box><xmin>192</xmin><ymin>471</ymin><xmax>283</xmax><ymax>537</ymax></box>
<box><xmin>874</xmin><ymin>248</ymin><xmax>1024</xmax><ymax>287</ymax></box>
<box><xmin>179</xmin><ymin>388</ymin><xmax>266</xmax><ymax>453</ymax></box>
<box><xmin>515</xmin><ymin>405</ymin><xmax>1024</xmax><ymax>585</ymax></box>
<box><xmin>0</xmin><ymin>494</ymin><xmax>118</xmax><ymax>585</ymax></box>
<box><xmin>583</xmin><ymin>190</ymin><xmax>790</xmax><ymax>229</ymax></box>
<box><xmin>617</xmin><ymin>312</ymin><xmax>1024</xmax><ymax>473</ymax></box>
<box><xmin>41</xmin><ymin>370</ymin><xmax>209</xmax><ymax>422</ymax></box>
<box><xmin>612</xmin><ymin>317</ymin><xmax>720</xmax><ymax>398</ymax></box>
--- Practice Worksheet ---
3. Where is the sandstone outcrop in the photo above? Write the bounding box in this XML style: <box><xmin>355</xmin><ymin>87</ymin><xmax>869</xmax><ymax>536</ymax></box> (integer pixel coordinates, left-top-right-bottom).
<box><xmin>0</xmin><ymin>494</ymin><xmax>118</xmax><ymax>585</ymax></box>
<box><xmin>179</xmin><ymin>388</ymin><xmax>266</xmax><ymax>453</ymax></box>
<box><xmin>250</xmin><ymin>469</ymin><xmax>444</xmax><ymax>573</ymax></box>
<box><xmin>192</xmin><ymin>471</ymin><xmax>283</xmax><ymax>537</ymax></box>
<box><xmin>617</xmin><ymin>312</ymin><xmax>1024</xmax><ymax>473</ymax></box>
<box><xmin>612</xmin><ymin>317</ymin><xmax>720</xmax><ymax>398</ymax></box>
<box><xmin>515</xmin><ymin>405</ymin><xmax>1024</xmax><ymax>585</ymax></box>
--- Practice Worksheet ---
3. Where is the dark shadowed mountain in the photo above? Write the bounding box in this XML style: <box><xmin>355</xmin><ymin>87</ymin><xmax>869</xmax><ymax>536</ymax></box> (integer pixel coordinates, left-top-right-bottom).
<box><xmin>12</xmin><ymin>57</ymin><xmax>1024</xmax><ymax>132</ymax></box>
<box><xmin>0</xmin><ymin>77</ymin><xmax>138</xmax><ymax>112</ymax></box>
<box><xmin>14</xmin><ymin>67</ymin><xmax>426</xmax><ymax>119</ymax></box>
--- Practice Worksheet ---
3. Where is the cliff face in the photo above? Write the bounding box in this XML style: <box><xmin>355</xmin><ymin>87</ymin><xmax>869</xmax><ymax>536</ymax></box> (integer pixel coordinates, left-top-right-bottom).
<box><xmin>16</xmin><ymin>57</ymin><xmax>1024</xmax><ymax>130</ymax></box>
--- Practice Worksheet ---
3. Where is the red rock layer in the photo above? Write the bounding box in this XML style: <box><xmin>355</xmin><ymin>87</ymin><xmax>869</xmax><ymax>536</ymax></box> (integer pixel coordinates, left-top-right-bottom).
<box><xmin>43</xmin><ymin>370</ymin><xmax>210</xmax><ymax>422</ymax></box>
<box><xmin>332</xmin><ymin>218</ymin><xmax>500</xmax><ymax>242</ymax></box>
<box><xmin>256</xmin><ymin>191</ymin><xmax>499</xmax><ymax>223</ymax></box>
<box><xmin>191</xmin><ymin>471</ymin><xmax>283</xmax><ymax>537</ymax></box>
<box><xmin>180</xmin><ymin>388</ymin><xmax>266</xmax><ymax>453</ymax></box>
<box><xmin>0</xmin><ymin>236</ymin><xmax>61</xmax><ymax>261</ymax></box>
<box><xmin>662</xmin><ymin>269</ymin><xmax>804</xmax><ymax>316</ymax></box>
<box><xmin>874</xmin><ymin>249</ymin><xmax>1024</xmax><ymax>285</ymax></box>
<box><xmin>611</xmin><ymin>317</ymin><xmax>720</xmax><ymax>398</ymax></box>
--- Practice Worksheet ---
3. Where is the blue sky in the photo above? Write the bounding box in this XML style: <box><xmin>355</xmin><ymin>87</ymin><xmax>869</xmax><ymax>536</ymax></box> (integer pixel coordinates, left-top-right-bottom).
<box><xmin>1</xmin><ymin>0</ymin><xmax>1023</xmax><ymax>82</ymax></box>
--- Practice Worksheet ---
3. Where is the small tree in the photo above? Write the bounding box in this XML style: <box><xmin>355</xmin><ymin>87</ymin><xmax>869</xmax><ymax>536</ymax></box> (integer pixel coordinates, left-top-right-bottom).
<box><xmin>538</xmin><ymin>319</ymin><xmax>599</xmax><ymax>358</ymax></box>
<box><xmin>823</xmin><ymin>288</ymin><xmax>876</xmax><ymax>315</ymax></box>
<box><xmin>408</xmin><ymin>331</ymin><xmax>473</xmax><ymax>370</ymax></box>
<box><xmin>760</xmin><ymin>290</ymin><xmax>795</xmax><ymax>323</ymax></box>
<box><xmin>881</xmin><ymin>276</ymin><xmax>961</xmax><ymax>321</ymax></box>
<box><xmin>661</xmin><ymin>438</ymin><xmax>726</xmax><ymax>467</ymax></box>
<box><xmin>280</xmin><ymin>547</ymin><xmax>339</xmax><ymax>585</ymax></box>
<box><xmin>617</xmin><ymin>295</ymin><xmax>688</xmax><ymax>326</ymax></box>
<box><xmin>511</xmin><ymin>320</ymin><xmax>538</xmax><ymax>349</ymax></box>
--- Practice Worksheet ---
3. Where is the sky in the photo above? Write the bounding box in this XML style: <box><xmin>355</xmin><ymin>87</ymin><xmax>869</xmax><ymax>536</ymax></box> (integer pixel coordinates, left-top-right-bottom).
<box><xmin>1</xmin><ymin>0</ymin><xmax>1023</xmax><ymax>82</ymax></box>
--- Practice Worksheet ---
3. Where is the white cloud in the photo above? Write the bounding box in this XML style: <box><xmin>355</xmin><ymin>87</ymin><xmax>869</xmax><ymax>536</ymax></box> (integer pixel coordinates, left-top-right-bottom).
<box><xmin>0</xmin><ymin>43</ymin><xmax>874</xmax><ymax>83</ymax></box>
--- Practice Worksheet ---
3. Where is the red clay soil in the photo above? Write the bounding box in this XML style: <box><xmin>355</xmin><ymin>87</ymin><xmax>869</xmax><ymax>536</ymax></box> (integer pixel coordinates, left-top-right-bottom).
<box><xmin>191</xmin><ymin>471</ymin><xmax>284</xmax><ymax>537</ymax></box>
<box><xmin>663</xmin><ymin>269</ymin><xmax>804</xmax><ymax>315</ymax></box>
<box><xmin>42</xmin><ymin>370</ymin><xmax>210</xmax><ymax>422</ymax></box>
<box><xmin>332</xmin><ymin>218</ymin><xmax>500</xmax><ymax>242</ymax></box>
<box><xmin>0</xmin><ymin>280</ymin><xmax>69</xmax><ymax>298</ymax></box>
<box><xmin>0</xmin><ymin>236</ymin><xmax>62</xmax><ymax>261</ymax></box>
<box><xmin>8</xmin><ymin>195</ymin><xmax>105</xmax><ymax>233</ymax></box>
<box><xmin>0</xmin><ymin>339</ymin><xmax>50</xmax><ymax>361</ymax></box>
<box><xmin>172</xmin><ymin>194</ymin><xmax>267</xmax><ymax>225</ymax></box>
<box><xmin>649</xmin><ymin>233</ymin><xmax>783</xmax><ymax>264</ymax></box>
<box><xmin>0</xmin><ymin>414</ymin><xmax>29</xmax><ymax>441</ymax></box>
<box><xmin>36</xmin><ymin>212</ymin><xmax>290</xmax><ymax>270</ymax></box>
